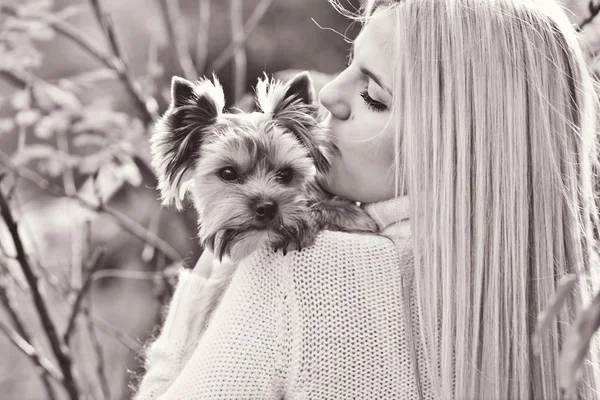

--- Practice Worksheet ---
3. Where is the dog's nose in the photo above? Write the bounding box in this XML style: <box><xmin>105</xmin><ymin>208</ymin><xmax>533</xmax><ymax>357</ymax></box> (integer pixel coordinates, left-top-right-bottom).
<box><xmin>254</xmin><ymin>201</ymin><xmax>278</xmax><ymax>221</ymax></box>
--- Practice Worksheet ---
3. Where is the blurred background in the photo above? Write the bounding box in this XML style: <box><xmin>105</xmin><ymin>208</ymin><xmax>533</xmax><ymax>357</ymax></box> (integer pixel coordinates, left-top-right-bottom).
<box><xmin>0</xmin><ymin>0</ymin><xmax>599</xmax><ymax>399</ymax></box>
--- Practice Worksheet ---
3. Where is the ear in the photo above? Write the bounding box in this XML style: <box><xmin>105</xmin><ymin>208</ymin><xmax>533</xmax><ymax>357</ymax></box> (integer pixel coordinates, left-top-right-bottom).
<box><xmin>278</xmin><ymin>71</ymin><xmax>315</xmax><ymax>111</ymax></box>
<box><xmin>255</xmin><ymin>71</ymin><xmax>330</xmax><ymax>174</ymax></box>
<box><xmin>255</xmin><ymin>71</ymin><xmax>316</xmax><ymax>116</ymax></box>
<box><xmin>150</xmin><ymin>75</ymin><xmax>225</xmax><ymax>209</ymax></box>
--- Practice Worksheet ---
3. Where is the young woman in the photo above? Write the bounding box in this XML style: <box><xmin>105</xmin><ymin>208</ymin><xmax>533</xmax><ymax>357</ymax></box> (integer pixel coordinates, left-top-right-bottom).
<box><xmin>134</xmin><ymin>0</ymin><xmax>600</xmax><ymax>398</ymax></box>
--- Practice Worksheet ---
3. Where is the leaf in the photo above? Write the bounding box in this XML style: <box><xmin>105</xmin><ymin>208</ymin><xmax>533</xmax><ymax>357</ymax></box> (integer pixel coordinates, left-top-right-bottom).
<box><xmin>33</xmin><ymin>116</ymin><xmax>55</xmax><ymax>139</ymax></box>
<box><xmin>0</xmin><ymin>119</ymin><xmax>16</xmax><ymax>136</ymax></box>
<box><xmin>32</xmin><ymin>111</ymin><xmax>70</xmax><ymax>139</ymax></box>
<box><xmin>15</xmin><ymin>109</ymin><xmax>41</xmax><ymax>126</ymax></box>
<box><xmin>10</xmin><ymin>90</ymin><xmax>31</xmax><ymax>110</ymax></box>
<box><xmin>76</xmin><ymin>148</ymin><xmax>113</xmax><ymax>175</ymax></box>
<box><xmin>58</xmin><ymin>69</ymin><xmax>118</xmax><ymax>91</ymax></box>
<box><xmin>72</xmin><ymin>109</ymin><xmax>128</xmax><ymax>134</ymax></box>
<box><xmin>94</xmin><ymin>162</ymin><xmax>127</xmax><ymax>202</ymax></box>
<box><xmin>115</xmin><ymin>161</ymin><xmax>142</xmax><ymax>187</ymax></box>
<box><xmin>42</xmin><ymin>84</ymin><xmax>81</xmax><ymax>110</ymax></box>
<box><xmin>532</xmin><ymin>274</ymin><xmax>579</xmax><ymax>356</ymax></box>
<box><xmin>11</xmin><ymin>144</ymin><xmax>58</xmax><ymax>166</ymax></box>
<box><xmin>559</xmin><ymin>290</ymin><xmax>600</xmax><ymax>397</ymax></box>
<box><xmin>16</xmin><ymin>0</ymin><xmax>55</xmax><ymax>17</ymax></box>
<box><xmin>72</xmin><ymin>134</ymin><xmax>107</xmax><ymax>149</ymax></box>
<box><xmin>38</xmin><ymin>157</ymin><xmax>63</xmax><ymax>178</ymax></box>
<box><xmin>27</xmin><ymin>25</ymin><xmax>55</xmax><ymax>42</ymax></box>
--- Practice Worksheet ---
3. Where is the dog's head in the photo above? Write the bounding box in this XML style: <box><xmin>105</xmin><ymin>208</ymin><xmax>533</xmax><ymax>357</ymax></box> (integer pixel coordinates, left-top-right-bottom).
<box><xmin>150</xmin><ymin>71</ymin><xmax>335</xmax><ymax>259</ymax></box>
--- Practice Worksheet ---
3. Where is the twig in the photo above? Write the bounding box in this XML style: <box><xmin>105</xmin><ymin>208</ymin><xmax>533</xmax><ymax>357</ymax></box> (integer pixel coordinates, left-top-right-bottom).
<box><xmin>87</xmin><ymin>0</ymin><xmax>159</xmax><ymax>124</ymax></box>
<box><xmin>0</xmin><ymin>3</ymin><xmax>159</xmax><ymax>125</ymax></box>
<box><xmin>196</xmin><ymin>0</ymin><xmax>211</xmax><ymax>74</ymax></box>
<box><xmin>0</xmin><ymin>151</ymin><xmax>182</xmax><ymax>262</ymax></box>
<box><xmin>208</xmin><ymin>0</ymin><xmax>273</xmax><ymax>72</ymax></box>
<box><xmin>0</xmin><ymin>70</ymin><xmax>27</xmax><ymax>87</ymax></box>
<box><xmin>0</xmin><ymin>188</ymin><xmax>79</xmax><ymax>400</ymax></box>
<box><xmin>64</xmin><ymin>247</ymin><xmax>105</xmax><ymax>344</ymax></box>
<box><xmin>158</xmin><ymin>0</ymin><xmax>198</xmax><ymax>81</ymax></box>
<box><xmin>91</xmin><ymin>268</ymin><xmax>161</xmax><ymax>282</ymax></box>
<box><xmin>84</xmin><ymin>301</ymin><xmax>110</xmax><ymax>400</ymax></box>
<box><xmin>0</xmin><ymin>319</ymin><xmax>64</xmax><ymax>384</ymax></box>
<box><xmin>229</xmin><ymin>0</ymin><xmax>246</xmax><ymax>103</ymax></box>
<box><xmin>86</xmin><ymin>310</ymin><xmax>141</xmax><ymax>353</ymax></box>
<box><xmin>141</xmin><ymin>205</ymin><xmax>163</xmax><ymax>262</ymax></box>
<box><xmin>0</xmin><ymin>274</ymin><xmax>58</xmax><ymax>400</ymax></box>
<box><xmin>578</xmin><ymin>1</ymin><xmax>600</xmax><ymax>32</ymax></box>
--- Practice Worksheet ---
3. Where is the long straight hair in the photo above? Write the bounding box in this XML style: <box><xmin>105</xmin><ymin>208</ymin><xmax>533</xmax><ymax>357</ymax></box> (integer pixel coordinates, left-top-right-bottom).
<box><xmin>331</xmin><ymin>0</ymin><xmax>600</xmax><ymax>398</ymax></box>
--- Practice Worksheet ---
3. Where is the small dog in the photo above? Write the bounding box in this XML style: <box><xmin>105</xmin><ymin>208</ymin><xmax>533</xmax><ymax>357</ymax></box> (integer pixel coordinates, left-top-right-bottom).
<box><xmin>151</xmin><ymin>71</ymin><xmax>378</xmax><ymax>263</ymax></box>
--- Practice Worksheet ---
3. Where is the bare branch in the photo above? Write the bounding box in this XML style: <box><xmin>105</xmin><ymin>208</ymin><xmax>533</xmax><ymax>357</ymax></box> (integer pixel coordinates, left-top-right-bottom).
<box><xmin>0</xmin><ymin>151</ymin><xmax>183</xmax><ymax>262</ymax></box>
<box><xmin>83</xmin><ymin>302</ymin><xmax>110</xmax><ymax>400</ymax></box>
<box><xmin>229</xmin><ymin>0</ymin><xmax>247</xmax><ymax>103</ymax></box>
<box><xmin>86</xmin><ymin>310</ymin><xmax>141</xmax><ymax>353</ymax></box>
<box><xmin>0</xmin><ymin>274</ymin><xmax>58</xmax><ymax>400</ymax></box>
<box><xmin>141</xmin><ymin>205</ymin><xmax>163</xmax><ymax>262</ymax></box>
<box><xmin>196</xmin><ymin>0</ymin><xmax>211</xmax><ymax>74</ymax></box>
<box><xmin>208</xmin><ymin>0</ymin><xmax>274</xmax><ymax>72</ymax></box>
<box><xmin>0</xmin><ymin>187</ymin><xmax>79</xmax><ymax>400</ymax></box>
<box><xmin>0</xmin><ymin>70</ymin><xmax>27</xmax><ymax>87</ymax></box>
<box><xmin>87</xmin><ymin>0</ymin><xmax>159</xmax><ymax>124</ymax></box>
<box><xmin>0</xmin><ymin>3</ymin><xmax>159</xmax><ymax>125</ymax></box>
<box><xmin>0</xmin><ymin>319</ymin><xmax>64</xmax><ymax>384</ymax></box>
<box><xmin>158</xmin><ymin>0</ymin><xmax>198</xmax><ymax>81</ymax></box>
<box><xmin>91</xmin><ymin>268</ymin><xmax>160</xmax><ymax>282</ymax></box>
<box><xmin>64</xmin><ymin>247</ymin><xmax>105</xmax><ymax>344</ymax></box>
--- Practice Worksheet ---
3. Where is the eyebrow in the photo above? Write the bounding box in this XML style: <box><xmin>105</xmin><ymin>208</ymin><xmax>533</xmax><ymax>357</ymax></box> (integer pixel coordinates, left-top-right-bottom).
<box><xmin>360</xmin><ymin>66</ymin><xmax>391</xmax><ymax>94</ymax></box>
<box><xmin>351</xmin><ymin>40</ymin><xmax>392</xmax><ymax>95</ymax></box>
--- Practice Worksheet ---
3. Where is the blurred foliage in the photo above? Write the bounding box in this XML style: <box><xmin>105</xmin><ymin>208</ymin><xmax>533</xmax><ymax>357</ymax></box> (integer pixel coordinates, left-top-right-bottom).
<box><xmin>0</xmin><ymin>0</ymin><xmax>357</xmax><ymax>399</ymax></box>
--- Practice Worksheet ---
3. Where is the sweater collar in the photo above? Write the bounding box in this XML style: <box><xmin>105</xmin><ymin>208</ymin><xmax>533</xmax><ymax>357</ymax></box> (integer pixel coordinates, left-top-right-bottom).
<box><xmin>363</xmin><ymin>195</ymin><xmax>411</xmax><ymax>238</ymax></box>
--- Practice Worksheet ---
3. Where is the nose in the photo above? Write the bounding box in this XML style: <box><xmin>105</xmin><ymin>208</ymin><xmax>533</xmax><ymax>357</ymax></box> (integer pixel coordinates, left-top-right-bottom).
<box><xmin>254</xmin><ymin>201</ymin><xmax>278</xmax><ymax>221</ymax></box>
<box><xmin>319</xmin><ymin>74</ymin><xmax>351</xmax><ymax>121</ymax></box>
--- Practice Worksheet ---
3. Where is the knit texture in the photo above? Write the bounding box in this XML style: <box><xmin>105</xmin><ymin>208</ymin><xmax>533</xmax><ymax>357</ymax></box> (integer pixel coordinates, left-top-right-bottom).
<box><xmin>135</xmin><ymin>196</ymin><xmax>433</xmax><ymax>399</ymax></box>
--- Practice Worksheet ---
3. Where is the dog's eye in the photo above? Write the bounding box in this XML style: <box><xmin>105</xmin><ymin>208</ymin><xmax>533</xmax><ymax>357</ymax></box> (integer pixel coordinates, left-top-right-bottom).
<box><xmin>219</xmin><ymin>167</ymin><xmax>239</xmax><ymax>181</ymax></box>
<box><xmin>277</xmin><ymin>168</ymin><xmax>294</xmax><ymax>183</ymax></box>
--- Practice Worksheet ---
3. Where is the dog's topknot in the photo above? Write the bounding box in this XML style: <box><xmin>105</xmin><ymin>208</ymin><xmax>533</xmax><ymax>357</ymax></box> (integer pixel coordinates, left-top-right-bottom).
<box><xmin>151</xmin><ymin>75</ymin><xmax>225</xmax><ymax>209</ymax></box>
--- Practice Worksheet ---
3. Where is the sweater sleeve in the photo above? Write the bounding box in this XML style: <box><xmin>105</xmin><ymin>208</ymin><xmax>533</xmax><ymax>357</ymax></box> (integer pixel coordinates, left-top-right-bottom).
<box><xmin>134</xmin><ymin>269</ymin><xmax>208</xmax><ymax>400</ymax></box>
<box><xmin>157</xmin><ymin>247</ymin><xmax>289</xmax><ymax>399</ymax></box>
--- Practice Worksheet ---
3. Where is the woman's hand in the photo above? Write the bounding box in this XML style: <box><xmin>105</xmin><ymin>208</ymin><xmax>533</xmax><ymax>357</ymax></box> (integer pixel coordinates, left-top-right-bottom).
<box><xmin>193</xmin><ymin>249</ymin><xmax>214</xmax><ymax>278</ymax></box>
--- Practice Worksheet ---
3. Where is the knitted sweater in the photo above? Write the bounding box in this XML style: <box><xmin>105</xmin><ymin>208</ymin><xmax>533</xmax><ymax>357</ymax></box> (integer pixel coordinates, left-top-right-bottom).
<box><xmin>134</xmin><ymin>195</ymin><xmax>433</xmax><ymax>399</ymax></box>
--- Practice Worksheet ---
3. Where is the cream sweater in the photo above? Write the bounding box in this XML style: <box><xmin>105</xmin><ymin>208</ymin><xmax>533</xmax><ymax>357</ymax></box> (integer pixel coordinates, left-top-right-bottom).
<box><xmin>134</xmin><ymin>196</ymin><xmax>433</xmax><ymax>399</ymax></box>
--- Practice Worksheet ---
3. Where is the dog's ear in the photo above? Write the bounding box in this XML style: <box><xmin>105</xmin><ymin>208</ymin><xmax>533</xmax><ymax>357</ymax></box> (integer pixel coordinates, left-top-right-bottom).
<box><xmin>255</xmin><ymin>71</ymin><xmax>330</xmax><ymax>174</ymax></box>
<box><xmin>151</xmin><ymin>75</ymin><xmax>225</xmax><ymax>209</ymax></box>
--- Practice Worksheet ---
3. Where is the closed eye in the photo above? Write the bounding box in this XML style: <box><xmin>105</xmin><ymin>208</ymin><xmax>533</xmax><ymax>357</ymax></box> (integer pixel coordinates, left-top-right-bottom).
<box><xmin>360</xmin><ymin>90</ymin><xmax>388</xmax><ymax>112</ymax></box>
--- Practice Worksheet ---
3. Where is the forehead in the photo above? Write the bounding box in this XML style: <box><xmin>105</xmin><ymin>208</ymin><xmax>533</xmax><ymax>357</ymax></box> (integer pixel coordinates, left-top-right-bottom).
<box><xmin>200</xmin><ymin>113</ymin><xmax>311</xmax><ymax>172</ymax></box>
<box><xmin>354</xmin><ymin>9</ymin><xmax>397</xmax><ymax>86</ymax></box>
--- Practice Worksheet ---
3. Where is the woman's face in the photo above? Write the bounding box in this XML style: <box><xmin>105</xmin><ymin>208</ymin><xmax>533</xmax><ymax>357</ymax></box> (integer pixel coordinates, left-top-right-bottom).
<box><xmin>319</xmin><ymin>10</ymin><xmax>398</xmax><ymax>203</ymax></box>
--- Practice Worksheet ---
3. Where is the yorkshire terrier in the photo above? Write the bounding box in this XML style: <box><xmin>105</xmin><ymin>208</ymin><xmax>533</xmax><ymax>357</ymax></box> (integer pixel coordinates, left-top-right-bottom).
<box><xmin>150</xmin><ymin>71</ymin><xmax>378</xmax><ymax>263</ymax></box>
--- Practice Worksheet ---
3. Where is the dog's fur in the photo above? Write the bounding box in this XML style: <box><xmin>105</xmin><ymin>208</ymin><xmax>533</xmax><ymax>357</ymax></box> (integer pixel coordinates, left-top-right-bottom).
<box><xmin>151</xmin><ymin>71</ymin><xmax>378</xmax><ymax>263</ymax></box>
<box><xmin>148</xmin><ymin>72</ymin><xmax>379</xmax><ymax>369</ymax></box>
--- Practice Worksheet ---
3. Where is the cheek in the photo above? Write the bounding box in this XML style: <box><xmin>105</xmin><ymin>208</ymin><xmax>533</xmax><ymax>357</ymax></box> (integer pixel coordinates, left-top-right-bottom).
<box><xmin>335</xmin><ymin>115</ymin><xmax>395</xmax><ymax>166</ymax></box>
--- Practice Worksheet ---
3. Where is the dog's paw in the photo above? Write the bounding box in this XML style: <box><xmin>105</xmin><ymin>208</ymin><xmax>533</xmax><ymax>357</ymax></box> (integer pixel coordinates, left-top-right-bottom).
<box><xmin>310</xmin><ymin>199</ymin><xmax>379</xmax><ymax>233</ymax></box>
<box><xmin>271</xmin><ymin>219</ymin><xmax>318</xmax><ymax>256</ymax></box>
<box><xmin>336</xmin><ymin>206</ymin><xmax>379</xmax><ymax>233</ymax></box>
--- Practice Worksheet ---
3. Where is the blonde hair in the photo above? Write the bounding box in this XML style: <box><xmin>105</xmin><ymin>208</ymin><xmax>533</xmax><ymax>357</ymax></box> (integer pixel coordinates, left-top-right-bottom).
<box><xmin>331</xmin><ymin>0</ymin><xmax>600</xmax><ymax>398</ymax></box>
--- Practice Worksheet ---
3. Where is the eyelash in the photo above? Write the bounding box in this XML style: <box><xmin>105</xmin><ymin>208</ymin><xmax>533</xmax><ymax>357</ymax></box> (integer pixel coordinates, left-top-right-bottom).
<box><xmin>360</xmin><ymin>90</ymin><xmax>388</xmax><ymax>112</ymax></box>
<box><xmin>347</xmin><ymin>50</ymin><xmax>387</xmax><ymax>112</ymax></box>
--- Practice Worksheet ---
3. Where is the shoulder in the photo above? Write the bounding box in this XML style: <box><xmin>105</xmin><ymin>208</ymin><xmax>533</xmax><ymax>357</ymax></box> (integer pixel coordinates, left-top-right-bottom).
<box><xmin>288</xmin><ymin>230</ymin><xmax>400</xmax><ymax>270</ymax></box>
<box><xmin>240</xmin><ymin>230</ymin><xmax>399</xmax><ymax>268</ymax></box>
<box><xmin>235</xmin><ymin>230</ymin><xmax>407</xmax><ymax>297</ymax></box>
